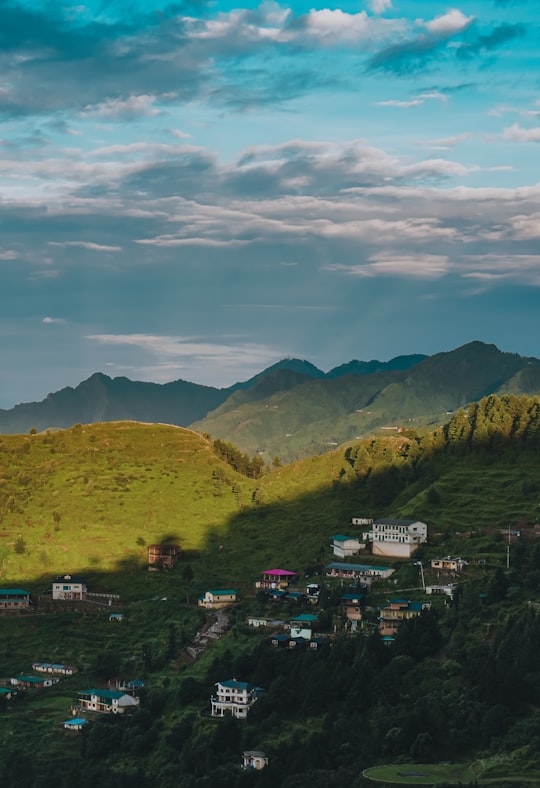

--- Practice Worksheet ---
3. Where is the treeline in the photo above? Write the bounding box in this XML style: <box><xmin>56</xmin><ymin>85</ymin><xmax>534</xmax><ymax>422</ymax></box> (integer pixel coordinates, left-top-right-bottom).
<box><xmin>343</xmin><ymin>394</ymin><xmax>540</xmax><ymax>506</ymax></box>
<box><xmin>212</xmin><ymin>438</ymin><xmax>265</xmax><ymax>479</ymax></box>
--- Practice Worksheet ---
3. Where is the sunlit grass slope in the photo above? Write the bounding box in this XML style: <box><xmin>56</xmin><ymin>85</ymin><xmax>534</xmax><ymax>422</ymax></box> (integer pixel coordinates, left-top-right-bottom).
<box><xmin>1</xmin><ymin>412</ymin><xmax>540</xmax><ymax>590</ymax></box>
<box><xmin>0</xmin><ymin>422</ymin><xmax>257</xmax><ymax>582</ymax></box>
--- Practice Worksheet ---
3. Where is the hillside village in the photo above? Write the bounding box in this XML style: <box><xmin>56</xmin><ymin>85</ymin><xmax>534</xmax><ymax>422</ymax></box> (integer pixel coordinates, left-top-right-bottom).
<box><xmin>0</xmin><ymin>513</ymin><xmax>492</xmax><ymax>752</ymax></box>
<box><xmin>0</xmin><ymin>402</ymin><xmax>540</xmax><ymax>786</ymax></box>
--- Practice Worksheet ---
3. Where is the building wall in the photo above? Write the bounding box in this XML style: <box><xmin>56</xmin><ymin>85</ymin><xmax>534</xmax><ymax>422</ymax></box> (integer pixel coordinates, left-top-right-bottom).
<box><xmin>372</xmin><ymin>541</ymin><xmax>417</xmax><ymax>558</ymax></box>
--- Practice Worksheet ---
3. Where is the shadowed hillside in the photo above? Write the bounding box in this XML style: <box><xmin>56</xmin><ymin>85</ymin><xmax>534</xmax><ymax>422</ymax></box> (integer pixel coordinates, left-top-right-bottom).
<box><xmin>1</xmin><ymin>397</ymin><xmax>540</xmax><ymax>786</ymax></box>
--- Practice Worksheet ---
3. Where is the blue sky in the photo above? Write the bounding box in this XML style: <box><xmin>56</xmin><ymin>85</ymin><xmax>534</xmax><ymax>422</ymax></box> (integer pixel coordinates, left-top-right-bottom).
<box><xmin>1</xmin><ymin>0</ymin><xmax>540</xmax><ymax>407</ymax></box>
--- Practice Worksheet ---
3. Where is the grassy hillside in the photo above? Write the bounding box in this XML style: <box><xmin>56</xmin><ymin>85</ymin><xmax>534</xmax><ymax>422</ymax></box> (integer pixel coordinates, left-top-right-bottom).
<box><xmin>1</xmin><ymin>401</ymin><xmax>540</xmax><ymax>787</ymax></box>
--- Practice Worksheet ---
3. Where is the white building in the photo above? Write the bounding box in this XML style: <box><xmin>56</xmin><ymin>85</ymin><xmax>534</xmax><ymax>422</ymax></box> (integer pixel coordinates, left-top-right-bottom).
<box><xmin>242</xmin><ymin>750</ymin><xmax>268</xmax><ymax>770</ymax></box>
<box><xmin>330</xmin><ymin>534</ymin><xmax>365</xmax><ymax>558</ymax></box>
<box><xmin>198</xmin><ymin>589</ymin><xmax>237</xmax><ymax>610</ymax></box>
<box><xmin>77</xmin><ymin>689</ymin><xmax>139</xmax><ymax>714</ymax></box>
<box><xmin>325</xmin><ymin>562</ymin><xmax>394</xmax><ymax>586</ymax></box>
<box><xmin>211</xmin><ymin>679</ymin><xmax>264</xmax><ymax>719</ymax></box>
<box><xmin>362</xmin><ymin>518</ymin><xmax>427</xmax><ymax>558</ymax></box>
<box><xmin>290</xmin><ymin>614</ymin><xmax>317</xmax><ymax>640</ymax></box>
<box><xmin>52</xmin><ymin>574</ymin><xmax>87</xmax><ymax>601</ymax></box>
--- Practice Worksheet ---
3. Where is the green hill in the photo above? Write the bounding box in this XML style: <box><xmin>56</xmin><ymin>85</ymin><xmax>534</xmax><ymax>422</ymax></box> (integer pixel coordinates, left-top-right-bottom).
<box><xmin>1</xmin><ymin>396</ymin><xmax>540</xmax><ymax>786</ymax></box>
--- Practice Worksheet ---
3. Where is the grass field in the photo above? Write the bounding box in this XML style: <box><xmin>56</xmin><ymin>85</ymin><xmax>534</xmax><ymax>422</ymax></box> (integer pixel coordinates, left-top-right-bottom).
<box><xmin>363</xmin><ymin>757</ymin><xmax>540</xmax><ymax>785</ymax></box>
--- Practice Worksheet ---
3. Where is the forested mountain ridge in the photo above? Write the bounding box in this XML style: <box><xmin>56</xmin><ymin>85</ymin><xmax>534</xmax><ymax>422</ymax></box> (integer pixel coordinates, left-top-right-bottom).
<box><xmin>194</xmin><ymin>341</ymin><xmax>540</xmax><ymax>463</ymax></box>
<box><xmin>1</xmin><ymin>395</ymin><xmax>540</xmax><ymax>784</ymax></box>
<box><xmin>0</xmin><ymin>354</ymin><xmax>425</xmax><ymax>436</ymax></box>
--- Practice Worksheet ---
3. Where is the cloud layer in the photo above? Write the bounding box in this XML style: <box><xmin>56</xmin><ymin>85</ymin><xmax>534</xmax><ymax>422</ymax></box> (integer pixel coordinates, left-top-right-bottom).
<box><xmin>1</xmin><ymin>0</ymin><xmax>540</xmax><ymax>406</ymax></box>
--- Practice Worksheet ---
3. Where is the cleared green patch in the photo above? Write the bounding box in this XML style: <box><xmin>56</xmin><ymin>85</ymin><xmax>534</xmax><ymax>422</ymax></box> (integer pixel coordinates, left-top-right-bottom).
<box><xmin>363</xmin><ymin>759</ymin><xmax>540</xmax><ymax>785</ymax></box>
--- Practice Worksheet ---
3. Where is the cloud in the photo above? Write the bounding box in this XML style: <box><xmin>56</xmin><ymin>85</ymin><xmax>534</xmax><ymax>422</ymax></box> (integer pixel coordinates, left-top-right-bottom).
<box><xmin>423</xmin><ymin>9</ymin><xmax>474</xmax><ymax>36</ymax></box>
<box><xmin>369</xmin><ymin>0</ymin><xmax>393</xmax><ymax>13</ymax></box>
<box><xmin>456</xmin><ymin>23</ymin><xmax>525</xmax><ymax>59</ymax></box>
<box><xmin>42</xmin><ymin>317</ymin><xmax>66</xmax><ymax>324</ymax></box>
<box><xmin>377</xmin><ymin>91</ymin><xmax>447</xmax><ymax>108</ymax></box>
<box><xmin>84</xmin><ymin>333</ymin><xmax>286</xmax><ymax>382</ymax></box>
<box><xmin>366</xmin><ymin>8</ymin><xmax>479</xmax><ymax>74</ymax></box>
<box><xmin>48</xmin><ymin>241</ymin><xmax>123</xmax><ymax>251</ymax></box>
<box><xmin>420</xmin><ymin>133</ymin><xmax>470</xmax><ymax>149</ymax></box>
<box><xmin>502</xmin><ymin>123</ymin><xmax>540</xmax><ymax>142</ymax></box>
<box><xmin>81</xmin><ymin>95</ymin><xmax>164</xmax><ymax>120</ymax></box>
<box><xmin>325</xmin><ymin>253</ymin><xmax>450</xmax><ymax>279</ymax></box>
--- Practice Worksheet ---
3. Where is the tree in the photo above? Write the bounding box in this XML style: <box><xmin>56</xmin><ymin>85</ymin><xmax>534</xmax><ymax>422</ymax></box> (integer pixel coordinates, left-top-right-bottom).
<box><xmin>14</xmin><ymin>536</ymin><xmax>26</xmax><ymax>555</ymax></box>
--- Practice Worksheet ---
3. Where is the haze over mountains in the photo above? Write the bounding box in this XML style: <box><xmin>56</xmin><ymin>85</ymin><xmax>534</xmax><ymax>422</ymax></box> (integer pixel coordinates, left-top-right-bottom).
<box><xmin>2</xmin><ymin>341</ymin><xmax>540</xmax><ymax>463</ymax></box>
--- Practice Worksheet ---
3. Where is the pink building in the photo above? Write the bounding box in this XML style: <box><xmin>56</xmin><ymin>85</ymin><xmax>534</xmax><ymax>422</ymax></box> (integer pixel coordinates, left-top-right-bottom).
<box><xmin>256</xmin><ymin>569</ymin><xmax>297</xmax><ymax>591</ymax></box>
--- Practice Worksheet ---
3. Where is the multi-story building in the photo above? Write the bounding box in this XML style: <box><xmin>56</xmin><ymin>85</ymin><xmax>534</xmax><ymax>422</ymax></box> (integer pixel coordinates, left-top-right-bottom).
<box><xmin>362</xmin><ymin>518</ymin><xmax>427</xmax><ymax>558</ymax></box>
<box><xmin>378</xmin><ymin>598</ymin><xmax>431</xmax><ymax>637</ymax></box>
<box><xmin>52</xmin><ymin>575</ymin><xmax>87</xmax><ymax>601</ymax></box>
<box><xmin>0</xmin><ymin>589</ymin><xmax>31</xmax><ymax>610</ymax></box>
<box><xmin>256</xmin><ymin>568</ymin><xmax>297</xmax><ymax>591</ymax></box>
<box><xmin>211</xmin><ymin>679</ymin><xmax>264</xmax><ymax>719</ymax></box>
<box><xmin>330</xmin><ymin>534</ymin><xmax>365</xmax><ymax>558</ymax></box>
<box><xmin>147</xmin><ymin>543</ymin><xmax>181</xmax><ymax>570</ymax></box>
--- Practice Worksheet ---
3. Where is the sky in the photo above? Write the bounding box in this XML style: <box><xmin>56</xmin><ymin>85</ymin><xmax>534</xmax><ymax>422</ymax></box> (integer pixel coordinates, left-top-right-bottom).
<box><xmin>1</xmin><ymin>0</ymin><xmax>540</xmax><ymax>407</ymax></box>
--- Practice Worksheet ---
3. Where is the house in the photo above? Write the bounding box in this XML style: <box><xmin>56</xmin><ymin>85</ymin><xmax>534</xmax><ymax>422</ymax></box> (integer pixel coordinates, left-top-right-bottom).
<box><xmin>0</xmin><ymin>589</ymin><xmax>31</xmax><ymax>610</ymax></box>
<box><xmin>378</xmin><ymin>599</ymin><xmax>431</xmax><ymax>637</ymax></box>
<box><xmin>330</xmin><ymin>534</ymin><xmax>365</xmax><ymax>558</ymax></box>
<box><xmin>430</xmin><ymin>556</ymin><xmax>467</xmax><ymax>573</ymax></box>
<box><xmin>63</xmin><ymin>717</ymin><xmax>89</xmax><ymax>731</ymax></box>
<box><xmin>290</xmin><ymin>613</ymin><xmax>318</xmax><ymax>640</ymax></box>
<box><xmin>242</xmin><ymin>750</ymin><xmax>268</xmax><ymax>770</ymax></box>
<box><xmin>108</xmin><ymin>678</ymin><xmax>145</xmax><ymax>694</ymax></box>
<box><xmin>341</xmin><ymin>593</ymin><xmax>364</xmax><ymax>625</ymax></box>
<box><xmin>246</xmin><ymin>616</ymin><xmax>284</xmax><ymax>628</ymax></box>
<box><xmin>0</xmin><ymin>688</ymin><xmax>14</xmax><ymax>700</ymax></box>
<box><xmin>109</xmin><ymin>613</ymin><xmax>125</xmax><ymax>622</ymax></box>
<box><xmin>362</xmin><ymin>518</ymin><xmax>428</xmax><ymax>558</ymax></box>
<box><xmin>256</xmin><ymin>569</ymin><xmax>297</xmax><ymax>590</ymax></box>
<box><xmin>351</xmin><ymin>517</ymin><xmax>373</xmax><ymax>527</ymax></box>
<box><xmin>211</xmin><ymin>679</ymin><xmax>264</xmax><ymax>719</ymax></box>
<box><xmin>425</xmin><ymin>583</ymin><xmax>457</xmax><ymax>598</ymax></box>
<box><xmin>325</xmin><ymin>562</ymin><xmax>394</xmax><ymax>586</ymax></box>
<box><xmin>198</xmin><ymin>589</ymin><xmax>237</xmax><ymax>610</ymax></box>
<box><xmin>306</xmin><ymin>583</ymin><xmax>320</xmax><ymax>598</ymax></box>
<box><xmin>77</xmin><ymin>688</ymin><xmax>140</xmax><ymax>714</ymax></box>
<box><xmin>11</xmin><ymin>675</ymin><xmax>60</xmax><ymax>689</ymax></box>
<box><xmin>32</xmin><ymin>662</ymin><xmax>77</xmax><ymax>676</ymax></box>
<box><xmin>52</xmin><ymin>574</ymin><xmax>87</xmax><ymax>601</ymax></box>
<box><xmin>147</xmin><ymin>543</ymin><xmax>181</xmax><ymax>571</ymax></box>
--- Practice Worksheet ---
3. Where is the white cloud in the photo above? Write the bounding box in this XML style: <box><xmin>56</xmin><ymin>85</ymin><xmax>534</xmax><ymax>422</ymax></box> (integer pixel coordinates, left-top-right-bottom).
<box><xmin>377</xmin><ymin>92</ymin><xmax>447</xmax><ymax>108</ymax></box>
<box><xmin>369</xmin><ymin>0</ymin><xmax>393</xmax><ymax>14</ymax></box>
<box><xmin>324</xmin><ymin>253</ymin><xmax>450</xmax><ymax>279</ymax></box>
<box><xmin>42</xmin><ymin>317</ymin><xmax>66</xmax><ymax>324</ymax></box>
<box><xmin>502</xmin><ymin>123</ymin><xmax>540</xmax><ymax>142</ymax></box>
<box><xmin>81</xmin><ymin>94</ymin><xmax>163</xmax><ymax>120</ymax></box>
<box><xmin>305</xmin><ymin>9</ymin><xmax>371</xmax><ymax>41</ymax></box>
<box><xmin>377</xmin><ymin>99</ymin><xmax>424</xmax><ymax>107</ymax></box>
<box><xmin>48</xmin><ymin>241</ymin><xmax>122</xmax><ymax>251</ymax></box>
<box><xmin>84</xmin><ymin>334</ymin><xmax>286</xmax><ymax>382</ymax></box>
<box><xmin>423</xmin><ymin>9</ymin><xmax>475</xmax><ymax>36</ymax></box>
<box><xmin>420</xmin><ymin>133</ymin><xmax>470</xmax><ymax>149</ymax></box>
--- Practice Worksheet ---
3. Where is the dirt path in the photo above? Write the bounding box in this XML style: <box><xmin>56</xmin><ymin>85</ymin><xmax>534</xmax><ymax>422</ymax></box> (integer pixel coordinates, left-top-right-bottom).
<box><xmin>185</xmin><ymin>610</ymin><xmax>230</xmax><ymax>660</ymax></box>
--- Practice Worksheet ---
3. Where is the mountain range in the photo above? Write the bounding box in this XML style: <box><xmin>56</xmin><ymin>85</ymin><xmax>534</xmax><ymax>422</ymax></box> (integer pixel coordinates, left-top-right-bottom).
<box><xmin>2</xmin><ymin>341</ymin><xmax>540</xmax><ymax>463</ymax></box>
